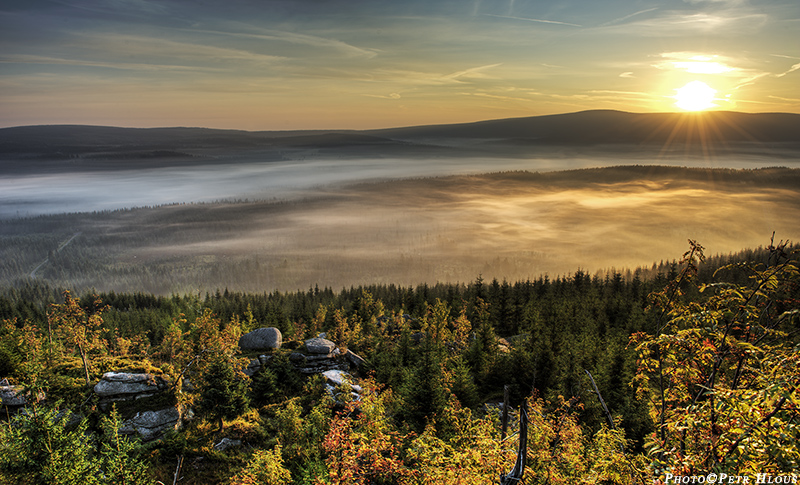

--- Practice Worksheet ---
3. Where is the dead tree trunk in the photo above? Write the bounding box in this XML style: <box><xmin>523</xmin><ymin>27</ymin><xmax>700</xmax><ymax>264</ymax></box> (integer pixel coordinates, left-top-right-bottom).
<box><xmin>499</xmin><ymin>402</ymin><xmax>528</xmax><ymax>485</ymax></box>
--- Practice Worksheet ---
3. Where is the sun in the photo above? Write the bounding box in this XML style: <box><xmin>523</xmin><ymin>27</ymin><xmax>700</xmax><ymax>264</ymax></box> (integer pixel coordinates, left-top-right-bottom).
<box><xmin>674</xmin><ymin>81</ymin><xmax>717</xmax><ymax>111</ymax></box>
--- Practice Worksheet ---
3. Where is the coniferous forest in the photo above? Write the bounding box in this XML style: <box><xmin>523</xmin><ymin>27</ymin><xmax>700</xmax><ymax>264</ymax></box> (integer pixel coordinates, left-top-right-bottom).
<box><xmin>2</xmin><ymin>0</ymin><xmax>800</xmax><ymax>480</ymax></box>
<box><xmin>1</xmin><ymin>238</ymin><xmax>798</xmax><ymax>484</ymax></box>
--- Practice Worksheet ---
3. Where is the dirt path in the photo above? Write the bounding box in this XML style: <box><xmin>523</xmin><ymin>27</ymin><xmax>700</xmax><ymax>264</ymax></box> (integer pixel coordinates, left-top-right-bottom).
<box><xmin>29</xmin><ymin>231</ymin><xmax>82</xmax><ymax>278</ymax></box>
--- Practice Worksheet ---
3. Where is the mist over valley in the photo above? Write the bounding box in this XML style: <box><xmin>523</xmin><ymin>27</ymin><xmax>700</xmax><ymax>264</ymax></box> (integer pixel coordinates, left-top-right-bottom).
<box><xmin>2</xmin><ymin>111</ymin><xmax>799</xmax><ymax>293</ymax></box>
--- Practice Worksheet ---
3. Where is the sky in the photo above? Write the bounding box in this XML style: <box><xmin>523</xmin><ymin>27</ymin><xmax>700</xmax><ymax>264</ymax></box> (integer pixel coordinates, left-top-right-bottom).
<box><xmin>1</xmin><ymin>0</ymin><xmax>799</xmax><ymax>130</ymax></box>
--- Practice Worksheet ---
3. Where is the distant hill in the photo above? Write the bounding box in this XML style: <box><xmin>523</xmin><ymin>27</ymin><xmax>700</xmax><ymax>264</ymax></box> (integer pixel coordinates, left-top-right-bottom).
<box><xmin>366</xmin><ymin>110</ymin><xmax>800</xmax><ymax>145</ymax></box>
<box><xmin>1</xmin><ymin>110</ymin><xmax>798</xmax><ymax>168</ymax></box>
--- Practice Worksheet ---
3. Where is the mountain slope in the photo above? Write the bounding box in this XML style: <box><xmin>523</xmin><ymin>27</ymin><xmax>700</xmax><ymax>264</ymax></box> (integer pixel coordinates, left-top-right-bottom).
<box><xmin>366</xmin><ymin>110</ymin><xmax>800</xmax><ymax>145</ymax></box>
<box><xmin>1</xmin><ymin>110</ymin><xmax>798</xmax><ymax>165</ymax></box>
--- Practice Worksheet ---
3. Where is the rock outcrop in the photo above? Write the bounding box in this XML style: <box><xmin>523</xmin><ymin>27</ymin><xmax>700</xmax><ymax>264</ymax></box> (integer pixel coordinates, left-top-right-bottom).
<box><xmin>0</xmin><ymin>382</ymin><xmax>44</xmax><ymax>413</ymax></box>
<box><xmin>239</xmin><ymin>327</ymin><xmax>282</xmax><ymax>350</ymax></box>
<box><xmin>289</xmin><ymin>337</ymin><xmax>350</xmax><ymax>374</ymax></box>
<box><xmin>242</xmin><ymin>354</ymin><xmax>273</xmax><ymax>377</ymax></box>
<box><xmin>93</xmin><ymin>372</ymin><xmax>170</xmax><ymax>410</ymax></box>
<box><xmin>213</xmin><ymin>437</ymin><xmax>243</xmax><ymax>452</ymax></box>
<box><xmin>120</xmin><ymin>407</ymin><xmax>183</xmax><ymax>442</ymax></box>
<box><xmin>303</xmin><ymin>337</ymin><xmax>336</xmax><ymax>354</ymax></box>
<box><xmin>93</xmin><ymin>371</ymin><xmax>182</xmax><ymax>441</ymax></box>
<box><xmin>322</xmin><ymin>369</ymin><xmax>362</xmax><ymax>402</ymax></box>
<box><xmin>497</xmin><ymin>337</ymin><xmax>511</xmax><ymax>353</ymax></box>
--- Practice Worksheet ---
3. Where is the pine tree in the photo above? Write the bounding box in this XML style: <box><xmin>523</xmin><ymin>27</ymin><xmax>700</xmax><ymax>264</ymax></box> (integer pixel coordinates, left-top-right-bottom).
<box><xmin>197</xmin><ymin>353</ymin><xmax>250</xmax><ymax>432</ymax></box>
<box><xmin>98</xmin><ymin>408</ymin><xmax>151</xmax><ymax>485</ymax></box>
<box><xmin>0</xmin><ymin>403</ymin><xmax>100</xmax><ymax>484</ymax></box>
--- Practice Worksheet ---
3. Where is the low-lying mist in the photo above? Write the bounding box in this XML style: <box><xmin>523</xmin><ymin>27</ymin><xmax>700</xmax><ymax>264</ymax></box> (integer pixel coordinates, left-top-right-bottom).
<box><xmin>2</xmin><ymin>165</ymin><xmax>798</xmax><ymax>294</ymax></box>
<box><xmin>2</xmin><ymin>148</ymin><xmax>798</xmax><ymax>219</ymax></box>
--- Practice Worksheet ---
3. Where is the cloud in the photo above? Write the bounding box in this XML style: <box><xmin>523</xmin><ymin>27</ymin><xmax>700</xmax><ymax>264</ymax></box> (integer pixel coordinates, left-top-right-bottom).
<box><xmin>363</xmin><ymin>93</ymin><xmax>402</xmax><ymax>99</ymax></box>
<box><xmin>654</xmin><ymin>52</ymin><xmax>740</xmax><ymax>75</ymax></box>
<box><xmin>458</xmin><ymin>92</ymin><xmax>532</xmax><ymax>102</ymax></box>
<box><xmin>776</xmin><ymin>62</ymin><xmax>800</xmax><ymax>78</ymax></box>
<box><xmin>683</xmin><ymin>0</ymin><xmax>747</xmax><ymax>5</ymax></box>
<box><xmin>49</xmin><ymin>0</ymin><xmax>171</xmax><ymax>18</ymax></box>
<box><xmin>440</xmin><ymin>63</ymin><xmax>502</xmax><ymax>82</ymax></box>
<box><xmin>599</xmin><ymin>7</ymin><xmax>659</xmax><ymax>27</ymax></box>
<box><xmin>0</xmin><ymin>54</ymin><xmax>224</xmax><ymax>72</ymax></box>
<box><xmin>185</xmin><ymin>26</ymin><xmax>379</xmax><ymax>59</ymax></box>
<box><xmin>619</xmin><ymin>72</ymin><xmax>634</xmax><ymax>78</ymax></box>
<box><xmin>481</xmin><ymin>13</ymin><xmax>581</xmax><ymax>27</ymax></box>
<box><xmin>596</xmin><ymin>11</ymin><xmax>768</xmax><ymax>36</ymax></box>
<box><xmin>371</xmin><ymin>63</ymin><xmax>504</xmax><ymax>87</ymax></box>
<box><xmin>73</xmin><ymin>33</ymin><xmax>286</xmax><ymax>66</ymax></box>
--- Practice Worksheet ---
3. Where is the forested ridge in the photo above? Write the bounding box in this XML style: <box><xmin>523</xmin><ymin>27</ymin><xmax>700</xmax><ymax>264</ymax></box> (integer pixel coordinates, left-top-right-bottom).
<box><xmin>1</xmin><ymin>240</ymin><xmax>798</xmax><ymax>483</ymax></box>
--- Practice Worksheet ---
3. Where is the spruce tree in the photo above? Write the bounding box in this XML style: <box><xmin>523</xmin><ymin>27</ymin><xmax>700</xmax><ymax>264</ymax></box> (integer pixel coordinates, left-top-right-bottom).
<box><xmin>197</xmin><ymin>353</ymin><xmax>250</xmax><ymax>432</ymax></box>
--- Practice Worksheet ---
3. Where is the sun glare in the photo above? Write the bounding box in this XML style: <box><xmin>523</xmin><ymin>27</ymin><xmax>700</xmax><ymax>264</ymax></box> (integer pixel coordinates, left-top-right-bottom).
<box><xmin>674</xmin><ymin>81</ymin><xmax>717</xmax><ymax>111</ymax></box>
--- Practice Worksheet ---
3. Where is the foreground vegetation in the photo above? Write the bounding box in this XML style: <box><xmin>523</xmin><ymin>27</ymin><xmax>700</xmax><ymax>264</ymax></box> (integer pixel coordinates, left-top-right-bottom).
<box><xmin>1</xmin><ymin>239</ymin><xmax>798</xmax><ymax>483</ymax></box>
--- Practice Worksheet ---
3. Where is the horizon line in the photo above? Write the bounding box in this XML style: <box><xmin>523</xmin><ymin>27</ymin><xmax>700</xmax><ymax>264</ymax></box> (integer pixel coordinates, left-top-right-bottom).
<box><xmin>1</xmin><ymin>108</ymin><xmax>798</xmax><ymax>133</ymax></box>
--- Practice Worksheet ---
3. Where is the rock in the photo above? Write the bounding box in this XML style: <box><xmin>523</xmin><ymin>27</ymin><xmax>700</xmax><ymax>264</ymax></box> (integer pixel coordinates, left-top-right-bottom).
<box><xmin>94</xmin><ymin>372</ymin><xmax>170</xmax><ymax>411</ymax></box>
<box><xmin>304</xmin><ymin>337</ymin><xmax>336</xmax><ymax>354</ymax></box>
<box><xmin>1</xmin><ymin>384</ymin><xmax>44</xmax><ymax>408</ymax></box>
<box><xmin>344</xmin><ymin>349</ymin><xmax>366</xmax><ymax>368</ymax></box>
<box><xmin>322</xmin><ymin>370</ymin><xmax>362</xmax><ymax>402</ymax></box>
<box><xmin>290</xmin><ymin>351</ymin><xmax>348</xmax><ymax>375</ymax></box>
<box><xmin>506</xmin><ymin>334</ymin><xmax>530</xmax><ymax>347</ymax></box>
<box><xmin>120</xmin><ymin>407</ymin><xmax>182</xmax><ymax>442</ymax></box>
<box><xmin>213</xmin><ymin>437</ymin><xmax>242</xmax><ymax>452</ymax></box>
<box><xmin>497</xmin><ymin>338</ymin><xmax>510</xmax><ymax>353</ymax></box>
<box><xmin>243</xmin><ymin>358</ymin><xmax>262</xmax><ymax>377</ymax></box>
<box><xmin>304</xmin><ymin>352</ymin><xmax>339</xmax><ymax>362</ymax></box>
<box><xmin>1</xmin><ymin>385</ymin><xmax>29</xmax><ymax>407</ymax></box>
<box><xmin>238</xmin><ymin>327</ymin><xmax>282</xmax><ymax>350</ymax></box>
<box><xmin>288</xmin><ymin>339</ymin><xmax>356</xmax><ymax>375</ymax></box>
<box><xmin>94</xmin><ymin>372</ymin><xmax>166</xmax><ymax>397</ymax></box>
<box><xmin>322</xmin><ymin>370</ymin><xmax>362</xmax><ymax>393</ymax></box>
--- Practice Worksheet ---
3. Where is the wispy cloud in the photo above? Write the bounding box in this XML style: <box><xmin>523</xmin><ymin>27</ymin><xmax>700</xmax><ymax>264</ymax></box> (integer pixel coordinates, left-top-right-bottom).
<box><xmin>458</xmin><ymin>92</ymin><xmax>533</xmax><ymax>102</ymax></box>
<box><xmin>362</xmin><ymin>93</ymin><xmax>402</xmax><ymax>100</ymax></box>
<box><xmin>599</xmin><ymin>8</ymin><xmax>659</xmax><ymax>27</ymax></box>
<box><xmin>776</xmin><ymin>62</ymin><xmax>800</xmax><ymax>77</ymax></box>
<box><xmin>0</xmin><ymin>54</ymin><xmax>223</xmax><ymax>72</ymax></box>
<box><xmin>50</xmin><ymin>0</ymin><xmax>171</xmax><ymax>18</ymax></box>
<box><xmin>768</xmin><ymin>95</ymin><xmax>800</xmax><ymax>103</ymax></box>
<box><xmin>653</xmin><ymin>52</ymin><xmax>741</xmax><ymax>75</ymax></box>
<box><xmin>440</xmin><ymin>63</ymin><xmax>503</xmax><ymax>82</ymax></box>
<box><xmin>597</xmin><ymin>11</ymin><xmax>768</xmax><ymax>36</ymax></box>
<box><xmin>365</xmin><ymin>63</ymin><xmax>503</xmax><ymax>88</ymax></box>
<box><xmin>683</xmin><ymin>0</ymin><xmax>748</xmax><ymax>5</ymax></box>
<box><xmin>184</xmin><ymin>26</ymin><xmax>379</xmax><ymax>59</ymax></box>
<box><xmin>74</xmin><ymin>33</ymin><xmax>285</xmax><ymax>66</ymax></box>
<box><xmin>481</xmin><ymin>13</ymin><xmax>581</xmax><ymax>27</ymax></box>
<box><xmin>767</xmin><ymin>55</ymin><xmax>800</xmax><ymax>78</ymax></box>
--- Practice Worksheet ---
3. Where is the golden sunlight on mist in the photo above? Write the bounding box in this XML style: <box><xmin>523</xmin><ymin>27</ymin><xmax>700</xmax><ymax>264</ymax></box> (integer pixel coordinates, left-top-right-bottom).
<box><xmin>121</xmin><ymin>168</ymin><xmax>800</xmax><ymax>292</ymax></box>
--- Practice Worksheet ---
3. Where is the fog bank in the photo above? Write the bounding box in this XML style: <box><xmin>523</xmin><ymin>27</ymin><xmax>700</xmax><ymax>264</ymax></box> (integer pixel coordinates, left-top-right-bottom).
<box><xmin>2</xmin><ymin>151</ymin><xmax>797</xmax><ymax>219</ymax></box>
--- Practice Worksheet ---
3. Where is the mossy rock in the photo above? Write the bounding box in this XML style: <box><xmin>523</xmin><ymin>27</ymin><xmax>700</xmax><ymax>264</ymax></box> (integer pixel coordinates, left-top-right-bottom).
<box><xmin>92</xmin><ymin>356</ymin><xmax>165</xmax><ymax>376</ymax></box>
